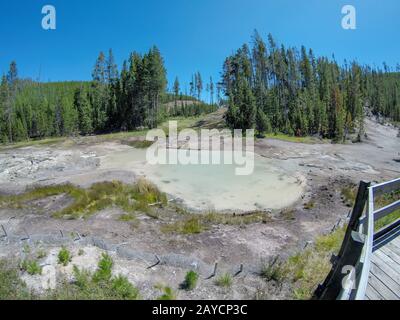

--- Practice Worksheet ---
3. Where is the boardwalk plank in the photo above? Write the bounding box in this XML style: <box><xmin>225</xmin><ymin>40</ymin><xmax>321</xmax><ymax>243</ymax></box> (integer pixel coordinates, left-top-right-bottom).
<box><xmin>370</xmin><ymin>262</ymin><xmax>400</xmax><ymax>298</ymax></box>
<box><xmin>372</xmin><ymin>252</ymin><xmax>400</xmax><ymax>285</ymax></box>
<box><xmin>365</xmin><ymin>283</ymin><xmax>384</xmax><ymax>300</ymax></box>
<box><xmin>386</xmin><ymin>241</ymin><xmax>400</xmax><ymax>256</ymax></box>
<box><xmin>390</xmin><ymin>237</ymin><xmax>400</xmax><ymax>250</ymax></box>
<box><xmin>379</xmin><ymin>245</ymin><xmax>400</xmax><ymax>265</ymax></box>
<box><xmin>368</xmin><ymin>273</ymin><xmax>398</xmax><ymax>300</ymax></box>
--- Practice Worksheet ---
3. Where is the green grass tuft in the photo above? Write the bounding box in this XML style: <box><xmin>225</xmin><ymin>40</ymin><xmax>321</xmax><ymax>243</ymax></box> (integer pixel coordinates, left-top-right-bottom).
<box><xmin>182</xmin><ymin>270</ymin><xmax>199</xmax><ymax>290</ymax></box>
<box><xmin>157</xmin><ymin>286</ymin><xmax>177</xmax><ymax>300</ymax></box>
<box><xmin>58</xmin><ymin>247</ymin><xmax>72</xmax><ymax>266</ymax></box>
<box><xmin>0</xmin><ymin>179</ymin><xmax>168</xmax><ymax>220</ymax></box>
<box><xmin>215</xmin><ymin>273</ymin><xmax>233</xmax><ymax>288</ymax></box>
<box><xmin>93</xmin><ymin>253</ymin><xmax>113</xmax><ymax>283</ymax></box>
<box><xmin>21</xmin><ymin>260</ymin><xmax>42</xmax><ymax>276</ymax></box>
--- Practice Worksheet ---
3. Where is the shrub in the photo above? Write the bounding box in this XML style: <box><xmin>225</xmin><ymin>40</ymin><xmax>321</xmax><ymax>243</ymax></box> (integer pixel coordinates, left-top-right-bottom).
<box><xmin>183</xmin><ymin>270</ymin><xmax>199</xmax><ymax>290</ymax></box>
<box><xmin>58</xmin><ymin>247</ymin><xmax>72</xmax><ymax>266</ymax></box>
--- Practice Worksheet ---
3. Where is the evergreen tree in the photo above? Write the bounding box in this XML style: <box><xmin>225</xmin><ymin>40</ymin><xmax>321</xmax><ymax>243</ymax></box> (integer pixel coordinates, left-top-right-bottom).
<box><xmin>173</xmin><ymin>76</ymin><xmax>180</xmax><ymax>109</ymax></box>
<box><xmin>74</xmin><ymin>87</ymin><xmax>93</xmax><ymax>135</ymax></box>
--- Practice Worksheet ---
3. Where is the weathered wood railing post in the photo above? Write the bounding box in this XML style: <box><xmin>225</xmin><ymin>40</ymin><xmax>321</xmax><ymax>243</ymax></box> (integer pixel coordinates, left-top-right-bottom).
<box><xmin>313</xmin><ymin>181</ymin><xmax>370</xmax><ymax>300</ymax></box>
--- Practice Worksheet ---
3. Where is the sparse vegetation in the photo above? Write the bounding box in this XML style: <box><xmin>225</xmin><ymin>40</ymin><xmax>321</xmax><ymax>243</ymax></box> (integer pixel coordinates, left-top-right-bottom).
<box><xmin>20</xmin><ymin>260</ymin><xmax>42</xmax><ymax>276</ymax></box>
<box><xmin>215</xmin><ymin>273</ymin><xmax>233</xmax><ymax>288</ymax></box>
<box><xmin>280</xmin><ymin>208</ymin><xmax>296</xmax><ymax>221</ymax></box>
<box><xmin>124</xmin><ymin>140</ymin><xmax>154</xmax><ymax>149</ymax></box>
<box><xmin>303</xmin><ymin>201</ymin><xmax>315</xmax><ymax>210</ymax></box>
<box><xmin>285</xmin><ymin>227</ymin><xmax>346</xmax><ymax>300</ymax></box>
<box><xmin>341</xmin><ymin>185</ymin><xmax>357</xmax><ymax>207</ymax></box>
<box><xmin>261</xmin><ymin>256</ymin><xmax>287</xmax><ymax>283</ymax></box>
<box><xmin>182</xmin><ymin>270</ymin><xmax>199</xmax><ymax>290</ymax></box>
<box><xmin>374</xmin><ymin>190</ymin><xmax>400</xmax><ymax>231</ymax></box>
<box><xmin>161</xmin><ymin>211</ymin><xmax>271</xmax><ymax>234</ymax></box>
<box><xmin>0</xmin><ymin>260</ymin><xmax>31</xmax><ymax>300</ymax></box>
<box><xmin>157</xmin><ymin>286</ymin><xmax>177</xmax><ymax>300</ymax></box>
<box><xmin>341</xmin><ymin>185</ymin><xmax>400</xmax><ymax>230</ymax></box>
<box><xmin>47</xmin><ymin>255</ymin><xmax>140</xmax><ymax>300</ymax></box>
<box><xmin>36</xmin><ymin>249</ymin><xmax>47</xmax><ymax>259</ymax></box>
<box><xmin>0</xmin><ymin>179</ymin><xmax>167</xmax><ymax>219</ymax></box>
<box><xmin>58</xmin><ymin>247</ymin><xmax>72</xmax><ymax>266</ymax></box>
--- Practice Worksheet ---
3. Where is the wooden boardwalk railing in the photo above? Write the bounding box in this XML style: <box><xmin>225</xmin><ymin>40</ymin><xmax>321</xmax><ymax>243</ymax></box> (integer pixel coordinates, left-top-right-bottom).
<box><xmin>314</xmin><ymin>177</ymin><xmax>400</xmax><ymax>300</ymax></box>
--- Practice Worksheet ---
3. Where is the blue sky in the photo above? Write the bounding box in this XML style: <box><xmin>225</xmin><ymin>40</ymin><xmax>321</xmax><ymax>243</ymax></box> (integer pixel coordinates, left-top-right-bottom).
<box><xmin>0</xmin><ymin>0</ymin><xmax>399</xmax><ymax>95</ymax></box>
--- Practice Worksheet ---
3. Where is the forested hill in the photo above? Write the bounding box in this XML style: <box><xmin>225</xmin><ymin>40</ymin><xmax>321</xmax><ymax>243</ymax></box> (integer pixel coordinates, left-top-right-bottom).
<box><xmin>0</xmin><ymin>47</ymin><xmax>216</xmax><ymax>144</ymax></box>
<box><xmin>222</xmin><ymin>31</ymin><xmax>400</xmax><ymax>141</ymax></box>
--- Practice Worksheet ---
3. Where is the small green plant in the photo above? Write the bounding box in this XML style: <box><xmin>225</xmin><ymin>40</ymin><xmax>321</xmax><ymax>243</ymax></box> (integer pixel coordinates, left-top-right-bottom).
<box><xmin>58</xmin><ymin>247</ymin><xmax>72</xmax><ymax>266</ymax></box>
<box><xmin>261</xmin><ymin>256</ymin><xmax>287</xmax><ymax>282</ymax></box>
<box><xmin>182</xmin><ymin>270</ymin><xmax>199</xmax><ymax>290</ymax></box>
<box><xmin>21</xmin><ymin>260</ymin><xmax>42</xmax><ymax>276</ymax></box>
<box><xmin>157</xmin><ymin>286</ymin><xmax>177</xmax><ymax>300</ymax></box>
<box><xmin>215</xmin><ymin>273</ymin><xmax>232</xmax><ymax>288</ymax></box>
<box><xmin>111</xmin><ymin>275</ymin><xmax>140</xmax><ymax>299</ymax></box>
<box><xmin>78</xmin><ymin>249</ymin><xmax>85</xmax><ymax>256</ymax></box>
<box><xmin>93</xmin><ymin>253</ymin><xmax>113</xmax><ymax>283</ymax></box>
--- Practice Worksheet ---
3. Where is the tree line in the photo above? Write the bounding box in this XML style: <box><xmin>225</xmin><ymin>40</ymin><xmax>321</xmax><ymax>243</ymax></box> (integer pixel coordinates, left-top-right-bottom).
<box><xmin>0</xmin><ymin>47</ymin><xmax>216</xmax><ymax>143</ymax></box>
<box><xmin>222</xmin><ymin>31</ymin><xmax>400</xmax><ymax>141</ymax></box>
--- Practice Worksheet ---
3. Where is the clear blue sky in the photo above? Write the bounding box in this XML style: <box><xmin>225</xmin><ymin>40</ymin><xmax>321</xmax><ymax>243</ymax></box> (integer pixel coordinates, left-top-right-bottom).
<box><xmin>0</xmin><ymin>0</ymin><xmax>399</xmax><ymax>95</ymax></box>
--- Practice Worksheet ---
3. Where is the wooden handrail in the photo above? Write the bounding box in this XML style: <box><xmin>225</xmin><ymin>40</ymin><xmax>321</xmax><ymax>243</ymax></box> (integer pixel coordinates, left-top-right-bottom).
<box><xmin>315</xmin><ymin>177</ymin><xmax>400</xmax><ymax>300</ymax></box>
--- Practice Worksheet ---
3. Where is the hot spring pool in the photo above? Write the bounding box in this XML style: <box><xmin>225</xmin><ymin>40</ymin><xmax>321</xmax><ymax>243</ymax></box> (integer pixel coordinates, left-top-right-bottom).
<box><xmin>100</xmin><ymin>146</ymin><xmax>304</xmax><ymax>212</ymax></box>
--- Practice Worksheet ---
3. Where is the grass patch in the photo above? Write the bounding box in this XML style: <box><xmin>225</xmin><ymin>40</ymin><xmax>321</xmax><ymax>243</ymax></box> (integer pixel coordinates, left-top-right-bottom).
<box><xmin>20</xmin><ymin>260</ymin><xmax>42</xmax><ymax>276</ymax></box>
<box><xmin>0</xmin><ymin>260</ymin><xmax>31</xmax><ymax>300</ymax></box>
<box><xmin>264</xmin><ymin>133</ymin><xmax>326</xmax><ymax>144</ymax></box>
<box><xmin>58</xmin><ymin>247</ymin><xmax>72</xmax><ymax>266</ymax></box>
<box><xmin>157</xmin><ymin>286</ymin><xmax>177</xmax><ymax>300</ymax></box>
<box><xmin>182</xmin><ymin>271</ymin><xmax>199</xmax><ymax>290</ymax></box>
<box><xmin>48</xmin><ymin>255</ymin><xmax>140</xmax><ymax>300</ymax></box>
<box><xmin>0</xmin><ymin>137</ymin><xmax>68</xmax><ymax>151</ymax></box>
<box><xmin>341</xmin><ymin>185</ymin><xmax>357</xmax><ymax>207</ymax></box>
<box><xmin>280</xmin><ymin>208</ymin><xmax>296</xmax><ymax>221</ymax></box>
<box><xmin>261</xmin><ymin>256</ymin><xmax>287</xmax><ymax>283</ymax></box>
<box><xmin>285</xmin><ymin>227</ymin><xmax>346</xmax><ymax>300</ymax></box>
<box><xmin>0</xmin><ymin>250</ymin><xmax>140</xmax><ymax>301</ymax></box>
<box><xmin>161</xmin><ymin>211</ymin><xmax>271</xmax><ymax>235</ymax></box>
<box><xmin>124</xmin><ymin>140</ymin><xmax>154</xmax><ymax>149</ymax></box>
<box><xmin>0</xmin><ymin>179</ymin><xmax>167</xmax><ymax>219</ymax></box>
<box><xmin>215</xmin><ymin>273</ymin><xmax>233</xmax><ymax>288</ymax></box>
